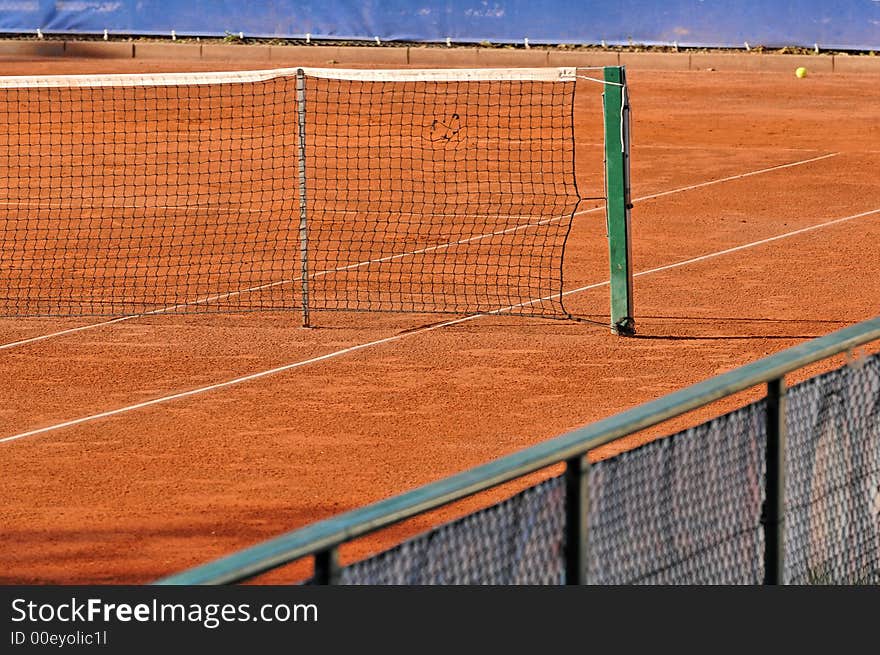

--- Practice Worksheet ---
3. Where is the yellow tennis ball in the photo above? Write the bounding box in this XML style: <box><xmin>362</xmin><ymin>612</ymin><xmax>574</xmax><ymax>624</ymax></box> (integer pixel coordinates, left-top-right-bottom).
<box><xmin>795</xmin><ymin>66</ymin><xmax>808</xmax><ymax>78</ymax></box>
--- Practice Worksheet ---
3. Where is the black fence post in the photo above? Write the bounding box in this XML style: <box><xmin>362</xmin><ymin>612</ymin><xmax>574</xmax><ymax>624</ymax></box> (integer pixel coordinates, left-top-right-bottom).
<box><xmin>314</xmin><ymin>547</ymin><xmax>340</xmax><ymax>585</ymax></box>
<box><xmin>763</xmin><ymin>377</ymin><xmax>788</xmax><ymax>584</ymax></box>
<box><xmin>565</xmin><ymin>454</ymin><xmax>589</xmax><ymax>584</ymax></box>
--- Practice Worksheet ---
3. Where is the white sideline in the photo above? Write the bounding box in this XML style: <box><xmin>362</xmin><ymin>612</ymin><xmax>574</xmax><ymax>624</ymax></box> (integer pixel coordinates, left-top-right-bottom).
<box><xmin>2</xmin><ymin>204</ymin><xmax>878</xmax><ymax>446</ymax></box>
<box><xmin>0</xmin><ymin>151</ymin><xmax>841</xmax><ymax>351</ymax></box>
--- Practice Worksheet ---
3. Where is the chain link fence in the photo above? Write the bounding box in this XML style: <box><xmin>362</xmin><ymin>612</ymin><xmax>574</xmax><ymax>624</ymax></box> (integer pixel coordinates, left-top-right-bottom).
<box><xmin>334</xmin><ymin>352</ymin><xmax>879</xmax><ymax>585</ymax></box>
<box><xmin>158</xmin><ymin>322</ymin><xmax>880</xmax><ymax>586</ymax></box>
<box><xmin>340</xmin><ymin>476</ymin><xmax>566</xmax><ymax>584</ymax></box>
<box><xmin>587</xmin><ymin>401</ymin><xmax>766</xmax><ymax>584</ymax></box>
<box><xmin>785</xmin><ymin>354</ymin><xmax>880</xmax><ymax>584</ymax></box>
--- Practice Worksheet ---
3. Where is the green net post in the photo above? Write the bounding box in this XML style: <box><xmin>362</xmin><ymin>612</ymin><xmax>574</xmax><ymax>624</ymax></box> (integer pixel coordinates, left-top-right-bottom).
<box><xmin>603</xmin><ymin>66</ymin><xmax>635</xmax><ymax>336</ymax></box>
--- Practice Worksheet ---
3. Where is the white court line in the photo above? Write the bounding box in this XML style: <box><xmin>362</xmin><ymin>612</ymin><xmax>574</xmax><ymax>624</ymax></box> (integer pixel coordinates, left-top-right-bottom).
<box><xmin>0</xmin><ymin>315</ymin><xmax>478</xmax><ymax>445</ymax></box>
<box><xmin>0</xmin><ymin>218</ymin><xmax>567</xmax><ymax>351</ymax></box>
<box><xmin>630</xmin><ymin>207</ymin><xmax>880</xmax><ymax>279</ymax></box>
<box><xmin>2</xmin><ymin>204</ymin><xmax>878</xmax><ymax>446</ymax></box>
<box><xmin>1</xmin><ymin>152</ymin><xmax>838</xmax><ymax>212</ymax></box>
<box><xmin>635</xmin><ymin>143</ymin><xmax>830</xmax><ymax>153</ymax></box>
<box><xmin>0</xmin><ymin>199</ymin><xmax>549</xmax><ymax>219</ymax></box>
<box><xmin>632</xmin><ymin>152</ymin><xmax>839</xmax><ymax>203</ymax></box>
<box><xmin>0</xmin><ymin>151</ymin><xmax>840</xmax><ymax>351</ymax></box>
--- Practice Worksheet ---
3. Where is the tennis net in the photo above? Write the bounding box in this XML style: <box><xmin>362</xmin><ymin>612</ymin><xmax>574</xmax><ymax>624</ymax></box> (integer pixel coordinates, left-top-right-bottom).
<box><xmin>0</xmin><ymin>67</ymin><xmax>590</xmax><ymax>321</ymax></box>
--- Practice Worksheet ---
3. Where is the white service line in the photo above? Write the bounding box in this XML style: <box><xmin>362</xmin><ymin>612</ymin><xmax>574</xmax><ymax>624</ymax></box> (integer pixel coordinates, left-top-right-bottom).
<box><xmin>630</xmin><ymin>143</ymin><xmax>827</xmax><ymax>153</ymax></box>
<box><xmin>3</xmin><ymin>203</ymin><xmax>878</xmax><ymax>446</ymax></box>
<box><xmin>0</xmin><ymin>151</ymin><xmax>840</xmax><ymax>351</ymax></box>
<box><xmin>632</xmin><ymin>152</ymin><xmax>839</xmax><ymax>203</ymax></box>
<box><xmin>0</xmin><ymin>217</ymin><xmax>565</xmax><ymax>351</ymax></box>
<box><xmin>0</xmin><ymin>316</ymin><xmax>135</xmax><ymax>351</ymax></box>
<box><xmin>630</xmin><ymin>207</ymin><xmax>880</xmax><ymax>279</ymax></box>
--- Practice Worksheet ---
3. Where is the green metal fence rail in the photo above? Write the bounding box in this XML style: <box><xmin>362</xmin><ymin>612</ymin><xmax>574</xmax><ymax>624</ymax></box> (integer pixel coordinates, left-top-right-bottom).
<box><xmin>155</xmin><ymin>316</ymin><xmax>880</xmax><ymax>585</ymax></box>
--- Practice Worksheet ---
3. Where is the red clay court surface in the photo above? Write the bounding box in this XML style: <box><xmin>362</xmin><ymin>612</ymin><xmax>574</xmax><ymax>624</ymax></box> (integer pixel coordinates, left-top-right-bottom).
<box><xmin>1</xmin><ymin>57</ymin><xmax>879</xmax><ymax>584</ymax></box>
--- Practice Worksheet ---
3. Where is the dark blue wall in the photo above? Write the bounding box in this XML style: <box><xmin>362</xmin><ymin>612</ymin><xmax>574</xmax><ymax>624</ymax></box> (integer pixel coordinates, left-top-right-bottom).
<box><xmin>1</xmin><ymin>1</ymin><xmax>878</xmax><ymax>51</ymax></box>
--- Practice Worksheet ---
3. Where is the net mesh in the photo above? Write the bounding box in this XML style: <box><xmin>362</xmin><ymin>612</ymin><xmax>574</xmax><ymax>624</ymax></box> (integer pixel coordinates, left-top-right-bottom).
<box><xmin>338</xmin><ymin>476</ymin><xmax>565</xmax><ymax>584</ymax></box>
<box><xmin>587</xmin><ymin>401</ymin><xmax>767</xmax><ymax>584</ymax></box>
<box><xmin>0</xmin><ymin>68</ymin><xmax>580</xmax><ymax>318</ymax></box>
<box><xmin>784</xmin><ymin>352</ymin><xmax>880</xmax><ymax>584</ymax></box>
<box><xmin>303</xmin><ymin>75</ymin><xmax>578</xmax><ymax>317</ymax></box>
<box><xmin>0</xmin><ymin>75</ymin><xmax>299</xmax><ymax>316</ymax></box>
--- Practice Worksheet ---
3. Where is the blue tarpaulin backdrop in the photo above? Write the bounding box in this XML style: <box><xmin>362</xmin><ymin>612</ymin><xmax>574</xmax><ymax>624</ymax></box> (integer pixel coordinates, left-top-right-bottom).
<box><xmin>0</xmin><ymin>1</ymin><xmax>878</xmax><ymax>50</ymax></box>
